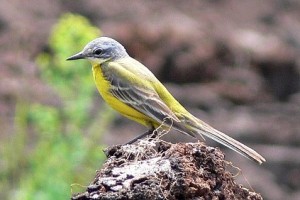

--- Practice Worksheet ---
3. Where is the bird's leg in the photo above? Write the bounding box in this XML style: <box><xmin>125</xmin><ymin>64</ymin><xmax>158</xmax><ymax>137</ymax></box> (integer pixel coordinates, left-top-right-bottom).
<box><xmin>125</xmin><ymin>126</ymin><xmax>155</xmax><ymax>145</ymax></box>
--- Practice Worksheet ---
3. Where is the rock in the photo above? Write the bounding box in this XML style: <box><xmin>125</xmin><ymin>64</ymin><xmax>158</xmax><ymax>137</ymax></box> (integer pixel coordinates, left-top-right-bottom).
<box><xmin>72</xmin><ymin>141</ymin><xmax>263</xmax><ymax>200</ymax></box>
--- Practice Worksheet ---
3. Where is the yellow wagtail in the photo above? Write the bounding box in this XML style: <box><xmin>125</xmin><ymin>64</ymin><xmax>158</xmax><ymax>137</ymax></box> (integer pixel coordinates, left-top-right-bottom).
<box><xmin>67</xmin><ymin>37</ymin><xmax>265</xmax><ymax>164</ymax></box>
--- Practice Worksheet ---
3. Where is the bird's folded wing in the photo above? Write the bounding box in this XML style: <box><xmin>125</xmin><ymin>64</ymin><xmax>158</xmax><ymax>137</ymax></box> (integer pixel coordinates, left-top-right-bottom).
<box><xmin>103</xmin><ymin>66</ymin><xmax>180</xmax><ymax>126</ymax></box>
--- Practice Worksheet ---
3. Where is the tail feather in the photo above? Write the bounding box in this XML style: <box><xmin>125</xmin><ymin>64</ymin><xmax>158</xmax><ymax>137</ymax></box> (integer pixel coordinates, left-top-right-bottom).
<box><xmin>175</xmin><ymin>115</ymin><xmax>266</xmax><ymax>164</ymax></box>
<box><xmin>197</xmin><ymin>123</ymin><xmax>265</xmax><ymax>164</ymax></box>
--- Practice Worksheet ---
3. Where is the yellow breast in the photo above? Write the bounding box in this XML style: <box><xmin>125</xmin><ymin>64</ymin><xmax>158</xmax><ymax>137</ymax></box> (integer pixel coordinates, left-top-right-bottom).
<box><xmin>92</xmin><ymin>64</ymin><xmax>155</xmax><ymax>127</ymax></box>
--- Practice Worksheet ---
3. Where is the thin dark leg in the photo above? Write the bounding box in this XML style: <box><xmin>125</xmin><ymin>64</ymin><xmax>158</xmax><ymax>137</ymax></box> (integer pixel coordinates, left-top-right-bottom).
<box><xmin>125</xmin><ymin>127</ymin><xmax>155</xmax><ymax>145</ymax></box>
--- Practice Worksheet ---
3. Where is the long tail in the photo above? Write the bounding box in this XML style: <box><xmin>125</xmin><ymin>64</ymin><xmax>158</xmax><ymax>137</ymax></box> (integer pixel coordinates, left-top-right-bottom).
<box><xmin>175</xmin><ymin>115</ymin><xmax>266</xmax><ymax>164</ymax></box>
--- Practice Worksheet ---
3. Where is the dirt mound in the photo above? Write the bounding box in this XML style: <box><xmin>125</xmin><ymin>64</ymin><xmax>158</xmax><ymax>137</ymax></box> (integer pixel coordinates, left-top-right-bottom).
<box><xmin>72</xmin><ymin>141</ymin><xmax>262</xmax><ymax>200</ymax></box>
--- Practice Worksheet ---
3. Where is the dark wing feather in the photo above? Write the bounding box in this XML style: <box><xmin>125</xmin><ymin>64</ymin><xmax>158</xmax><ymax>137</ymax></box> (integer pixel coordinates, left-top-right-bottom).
<box><xmin>107</xmin><ymin>71</ymin><xmax>179</xmax><ymax>126</ymax></box>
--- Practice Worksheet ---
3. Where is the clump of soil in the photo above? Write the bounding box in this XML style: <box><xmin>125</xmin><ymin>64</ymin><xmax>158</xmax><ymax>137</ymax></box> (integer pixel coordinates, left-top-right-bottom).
<box><xmin>71</xmin><ymin>141</ymin><xmax>262</xmax><ymax>200</ymax></box>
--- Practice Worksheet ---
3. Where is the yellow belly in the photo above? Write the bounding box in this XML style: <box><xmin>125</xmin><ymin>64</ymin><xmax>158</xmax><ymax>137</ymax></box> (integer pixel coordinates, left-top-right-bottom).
<box><xmin>92</xmin><ymin>64</ymin><xmax>155</xmax><ymax>127</ymax></box>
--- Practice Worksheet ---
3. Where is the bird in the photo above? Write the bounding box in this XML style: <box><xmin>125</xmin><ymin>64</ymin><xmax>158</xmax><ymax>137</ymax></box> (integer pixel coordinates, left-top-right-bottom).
<box><xmin>67</xmin><ymin>36</ymin><xmax>266</xmax><ymax>164</ymax></box>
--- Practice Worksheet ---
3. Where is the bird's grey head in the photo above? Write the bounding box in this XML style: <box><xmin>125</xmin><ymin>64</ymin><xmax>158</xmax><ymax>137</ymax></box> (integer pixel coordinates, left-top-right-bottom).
<box><xmin>67</xmin><ymin>37</ymin><xmax>129</xmax><ymax>63</ymax></box>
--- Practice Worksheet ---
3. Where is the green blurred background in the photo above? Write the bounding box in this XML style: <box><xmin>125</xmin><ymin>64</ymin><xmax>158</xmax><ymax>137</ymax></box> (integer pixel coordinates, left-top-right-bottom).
<box><xmin>0</xmin><ymin>1</ymin><xmax>300</xmax><ymax>200</ymax></box>
<box><xmin>1</xmin><ymin>13</ymin><xmax>115</xmax><ymax>199</ymax></box>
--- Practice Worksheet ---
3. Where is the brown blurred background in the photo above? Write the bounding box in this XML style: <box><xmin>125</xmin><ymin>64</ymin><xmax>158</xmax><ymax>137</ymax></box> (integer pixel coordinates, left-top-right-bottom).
<box><xmin>1</xmin><ymin>0</ymin><xmax>300</xmax><ymax>199</ymax></box>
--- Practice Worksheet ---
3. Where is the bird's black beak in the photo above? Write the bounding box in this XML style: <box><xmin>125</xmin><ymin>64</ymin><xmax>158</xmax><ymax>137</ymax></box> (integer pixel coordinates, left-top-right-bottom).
<box><xmin>66</xmin><ymin>52</ymin><xmax>85</xmax><ymax>61</ymax></box>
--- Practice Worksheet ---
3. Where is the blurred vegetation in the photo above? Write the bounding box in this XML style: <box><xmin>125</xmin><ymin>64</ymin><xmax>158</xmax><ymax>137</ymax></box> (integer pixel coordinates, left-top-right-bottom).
<box><xmin>0</xmin><ymin>13</ymin><xmax>115</xmax><ymax>200</ymax></box>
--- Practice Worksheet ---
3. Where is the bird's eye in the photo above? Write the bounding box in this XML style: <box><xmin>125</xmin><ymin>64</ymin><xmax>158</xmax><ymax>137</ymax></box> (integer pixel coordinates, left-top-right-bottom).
<box><xmin>93</xmin><ymin>49</ymin><xmax>102</xmax><ymax>55</ymax></box>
